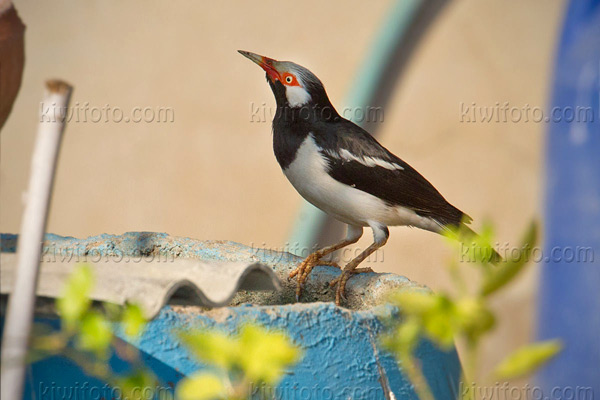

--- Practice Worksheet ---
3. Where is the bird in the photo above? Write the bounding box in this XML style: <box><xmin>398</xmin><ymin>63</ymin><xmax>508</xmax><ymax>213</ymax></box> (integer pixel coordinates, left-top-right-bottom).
<box><xmin>238</xmin><ymin>50</ymin><xmax>493</xmax><ymax>306</ymax></box>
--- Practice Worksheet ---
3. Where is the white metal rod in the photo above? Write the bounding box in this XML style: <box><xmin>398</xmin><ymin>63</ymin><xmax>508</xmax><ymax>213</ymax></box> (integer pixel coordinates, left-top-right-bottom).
<box><xmin>1</xmin><ymin>80</ymin><xmax>73</xmax><ymax>400</ymax></box>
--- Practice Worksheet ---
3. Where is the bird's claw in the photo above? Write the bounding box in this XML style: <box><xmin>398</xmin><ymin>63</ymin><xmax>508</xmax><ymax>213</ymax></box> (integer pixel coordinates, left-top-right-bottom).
<box><xmin>295</xmin><ymin>281</ymin><xmax>305</xmax><ymax>301</ymax></box>
<box><xmin>331</xmin><ymin>271</ymin><xmax>350</xmax><ymax>306</ymax></box>
<box><xmin>330</xmin><ymin>267</ymin><xmax>374</xmax><ymax>306</ymax></box>
<box><xmin>290</xmin><ymin>254</ymin><xmax>371</xmax><ymax>304</ymax></box>
<box><xmin>289</xmin><ymin>254</ymin><xmax>320</xmax><ymax>301</ymax></box>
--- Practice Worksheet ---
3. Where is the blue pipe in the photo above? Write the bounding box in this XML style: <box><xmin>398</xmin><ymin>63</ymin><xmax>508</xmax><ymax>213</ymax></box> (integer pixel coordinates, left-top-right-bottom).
<box><xmin>537</xmin><ymin>0</ymin><xmax>600</xmax><ymax>392</ymax></box>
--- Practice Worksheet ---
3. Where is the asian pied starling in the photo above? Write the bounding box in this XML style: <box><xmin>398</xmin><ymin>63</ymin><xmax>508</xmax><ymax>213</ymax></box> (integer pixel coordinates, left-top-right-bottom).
<box><xmin>239</xmin><ymin>50</ymin><xmax>485</xmax><ymax>306</ymax></box>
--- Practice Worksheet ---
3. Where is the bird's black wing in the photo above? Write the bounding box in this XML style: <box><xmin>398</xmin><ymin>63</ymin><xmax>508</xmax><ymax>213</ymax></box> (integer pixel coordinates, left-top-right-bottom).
<box><xmin>313</xmin><ymin>120</ymin><xmax>470</xmax><ymax>227</ymax></box>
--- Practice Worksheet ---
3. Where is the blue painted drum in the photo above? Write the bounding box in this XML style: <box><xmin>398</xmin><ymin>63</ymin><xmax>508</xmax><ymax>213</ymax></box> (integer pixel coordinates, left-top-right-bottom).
<box><xmin>1</xmin><ymin>232</ymin><xmax>462</xmax><ymax>399</ymax></box>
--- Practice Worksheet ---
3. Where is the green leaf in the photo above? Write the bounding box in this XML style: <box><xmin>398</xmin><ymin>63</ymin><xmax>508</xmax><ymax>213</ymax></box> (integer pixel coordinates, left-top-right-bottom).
<box><xmin>388</xmin><ymin>291</ymin><xmax>437</xmax><ymax>316</ymax></box>
<box><xmin>76</xmin><ymin>310</ymin><xmax>113</xmax><ymax>355</ymax></box>
<box><xmin>455</xmin><ymin>298</ymin><xmax>495</xmax><ymax>341</ymax></box>
<box><xmin>442</xmin><ymin>216</ymin><xmax>477</xmax><ymax>241</ymax></box>
<box><xmin>123</xmin><ymin>303</ymin><xmax>147</xmax><ymax>338</ymax></box>
<box><xmin>481</xmin><ymin>221</ymin><xmax>538</xmax><ymax>296</ymax></box>
<box><xmin>443</xmin><ymin>220</ymin><xmax>498</xmax><ymax>265</ymax></box>
<box><xmin>396</xmin><ymin>319</ymin><xmax>420</xmax><ymax>351</ymax></box>
<box><xmin>178</xmin><ymin>330</ymin><xmax>238</xmax><ymax>369</ymax></box>
<box><xmin>56</xmin><ymin>264</ymin><xmax>94</xmax><ymax>329</ymax></box>
<box><xmin>238</xmin><ymin>324</ymin><xmax>302</xmax><ymax>385</ymax></box>
<box><xmin>465</xmin><ymin>223</ymin><xmax>497</xmax><ymax>265</ymax></box>
<box><xmin>176</xmin><ymin>372</ymin><xmax>225</xmax><ymax>400</ymax></box>
<box><xmin>493</xmin><ymin>339</ymin><xmax>562</xmax><ymax>380</ymax></box>
<box><xmin>391</xmin><ymin>292</ymin><xmax>458</xmax><ymax>348</ymax></box>
<box><xmin>422</xmin><ymin>303</ymin><xmax>457</xmax><ymax>348</ymax></box>
<box><xmin>382</xmin><ymin>318</ymin><xmax>421</xmax><ymax>355</ymax></box>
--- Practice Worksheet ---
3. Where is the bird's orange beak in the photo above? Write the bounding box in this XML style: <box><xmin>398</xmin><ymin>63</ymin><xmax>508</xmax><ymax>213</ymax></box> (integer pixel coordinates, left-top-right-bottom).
<box><xmin>238</xmin><ymin>50</ymin><xmax>281</xmax><ymax>82</ymax></box>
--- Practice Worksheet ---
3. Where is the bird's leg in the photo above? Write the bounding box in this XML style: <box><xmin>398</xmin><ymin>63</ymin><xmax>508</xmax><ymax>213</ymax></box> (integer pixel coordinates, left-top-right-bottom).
<box><xmin>330</xmin><ymin>224</ymin><xmax>389</xmax><ymax>306</ymax></box>
<box><xmin>289</xmin><ymin>225</ymin><xmax>363</xmax><ymax>300</ymax></box>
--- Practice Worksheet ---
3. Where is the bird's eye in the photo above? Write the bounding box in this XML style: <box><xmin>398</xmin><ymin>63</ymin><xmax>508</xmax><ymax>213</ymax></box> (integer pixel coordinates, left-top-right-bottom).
<box><xmin>285</xmin><ymin>75</ymin><xmax>293</xmax><ymax>84</ymax></box>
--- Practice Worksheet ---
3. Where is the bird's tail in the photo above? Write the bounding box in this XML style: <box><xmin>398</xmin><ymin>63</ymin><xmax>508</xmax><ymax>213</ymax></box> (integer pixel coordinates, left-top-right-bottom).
<box><xmin>457</xmin><ymin>224</ymin><xmax>502</xmax><ymax>264</ymax></box>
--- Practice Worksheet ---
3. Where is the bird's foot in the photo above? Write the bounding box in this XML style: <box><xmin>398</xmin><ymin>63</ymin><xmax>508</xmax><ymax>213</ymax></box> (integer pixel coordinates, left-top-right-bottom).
<box><xmin>288</xmin><ymin>254</ymin><xmax>341</xmax><ymax>301</ymax></box>
<box><xmin>329</xmin><ymin>267</ymin><xmax>374</xmax><ymax>306</ymax></box>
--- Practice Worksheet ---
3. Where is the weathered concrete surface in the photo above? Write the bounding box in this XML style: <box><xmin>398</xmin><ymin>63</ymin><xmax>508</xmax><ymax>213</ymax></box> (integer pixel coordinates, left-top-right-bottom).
<box><xmin>1</xmin><ymin>232</ymin><xmax>461</xmax><ymax>399</ymax></box>
<box><xmin>1</xmin><ymin>252</ymin><xmax>282</xmax><ymax>318</ymax></box>
<box><xmin>1</xmin><ymin>232</ymin><xmax>423</xmax><ymax>310</ymax></box>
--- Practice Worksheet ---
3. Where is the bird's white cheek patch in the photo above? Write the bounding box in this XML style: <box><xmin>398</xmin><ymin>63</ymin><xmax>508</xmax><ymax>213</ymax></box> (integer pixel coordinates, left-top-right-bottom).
<box><xmin>285</xmin><ymin>86</ymin><xmax>311</xmax><ymax>107</ymax></box>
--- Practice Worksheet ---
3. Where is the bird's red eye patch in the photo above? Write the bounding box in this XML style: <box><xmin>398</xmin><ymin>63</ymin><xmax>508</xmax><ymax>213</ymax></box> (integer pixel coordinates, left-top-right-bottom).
<box><xmin>282</xmin><ymin>73</ymin><xmax>300</xmax><ymax>87</ymax></box>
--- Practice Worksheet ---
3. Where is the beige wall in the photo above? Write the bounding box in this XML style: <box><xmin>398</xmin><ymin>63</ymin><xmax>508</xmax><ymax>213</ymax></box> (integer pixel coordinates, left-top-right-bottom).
<box><xmin>1</xmin><ymin>0</ymin><xmax>564</xmax><ymax>377</ymax></box>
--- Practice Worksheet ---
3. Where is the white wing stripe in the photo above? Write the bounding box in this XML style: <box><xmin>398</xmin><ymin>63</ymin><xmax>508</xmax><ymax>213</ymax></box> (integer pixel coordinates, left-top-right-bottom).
<box><xmin>326</xmin><ymin>148</ymin><xmax>404</xmax><ymax>171</ymax></box>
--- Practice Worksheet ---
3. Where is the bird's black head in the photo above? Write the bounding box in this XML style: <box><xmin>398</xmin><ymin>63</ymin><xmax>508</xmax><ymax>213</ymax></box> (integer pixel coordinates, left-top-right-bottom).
<box><xmin>238</xmin><ymin>50</ymin><xmax>339</xmax><ymax>122</ymax></box>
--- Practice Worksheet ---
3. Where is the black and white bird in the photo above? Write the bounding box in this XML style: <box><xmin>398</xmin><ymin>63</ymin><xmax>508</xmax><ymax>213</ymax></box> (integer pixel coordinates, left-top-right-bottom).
<box><xmin>239</xmin><ymin>50</ymin><xmax>482</xmax><ymax>305</ymax></box>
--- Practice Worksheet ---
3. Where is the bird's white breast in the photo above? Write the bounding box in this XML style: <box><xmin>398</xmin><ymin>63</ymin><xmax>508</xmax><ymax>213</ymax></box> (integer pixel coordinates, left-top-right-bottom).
<box><xmin>282</xmin><ymin>134</ymin><xmax>443</xmax><ymax>232</ymax></box>
<box><xmin>282</xmin><ymin>134</ymin><xmax>397</xmax><ymax>226</ymax></box>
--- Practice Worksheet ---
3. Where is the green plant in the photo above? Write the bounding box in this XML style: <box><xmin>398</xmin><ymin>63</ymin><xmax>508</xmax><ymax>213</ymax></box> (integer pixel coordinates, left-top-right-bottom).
<box><xmin>32</xmin><ymin>264</ymin><xmax>301</xmax><ymax>400</ymax></box>
<box><xmin>382</xmin><ymin>221</ymin><xmax>562</xmax><ymax>400</ymax></box>
<box><xmin>32</xmin><ymin>264</ymin><xmax>157</xmax><ymax>400</ymax></box>
<box><xmin>176</xmin><ymin>324</ymin><xmax>302</xmax><ymax>400</ymax></box>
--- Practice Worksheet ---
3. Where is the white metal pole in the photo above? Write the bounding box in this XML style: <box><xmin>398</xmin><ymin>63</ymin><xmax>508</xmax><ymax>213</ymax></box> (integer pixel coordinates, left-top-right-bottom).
<box><xmin>1</xmin><ymin>80</ymin><xmax>73</xmax><ymax>400</ymax></box>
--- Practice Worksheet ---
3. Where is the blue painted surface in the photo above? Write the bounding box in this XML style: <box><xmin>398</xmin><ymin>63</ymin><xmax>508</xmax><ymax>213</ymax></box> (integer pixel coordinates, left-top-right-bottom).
<box><xmin>0</xmin><ymin>317</ymin><xmax>183</xmax><ymax>400</ymax></box>
<box><xmin>1</xmin><ymin>232</ymin><xmax>462</xmax><ymax>399</ymax></box>
<box><xmin>127</xmin><ymin>304</ymin><xmax>460</xmax><ymax>400</ymax></box>
<box><xmin>538</xmin><ymin>0</ymin><xmax>600</xmax><ymax>393</ymax></box>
